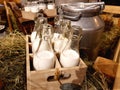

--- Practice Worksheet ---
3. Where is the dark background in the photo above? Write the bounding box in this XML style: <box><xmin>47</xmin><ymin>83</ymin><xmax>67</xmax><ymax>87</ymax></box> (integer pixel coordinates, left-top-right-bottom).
<box><xmin>102</xmin><ymin>0</ymin><xmax>120</xmax><ymax>6</ymax></box>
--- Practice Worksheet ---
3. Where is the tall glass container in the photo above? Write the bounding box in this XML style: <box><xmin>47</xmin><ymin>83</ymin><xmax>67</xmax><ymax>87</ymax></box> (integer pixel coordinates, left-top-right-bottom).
<box><xmin>31</xmin><ymin>16</ymin><xmax>47</xmax><ymax>53</ymax></box>
<box><xmin>60</xmin><ymin>25</ymin><xmax>82</xmax><ymax>67</ymax></box>
<box><xmin>33</xmin><ymin>24</ymin><xmax>55</xmax><ymax>70</ymax></box>
<box><xmin>52</xmin><ymin>18</ymin><xmax>72</xmax><ymax>55</ymax></box>
<box><xmin>31</xmin><ymin>15</ymin><xmax>47</xmax><ymax>43</ymax></box>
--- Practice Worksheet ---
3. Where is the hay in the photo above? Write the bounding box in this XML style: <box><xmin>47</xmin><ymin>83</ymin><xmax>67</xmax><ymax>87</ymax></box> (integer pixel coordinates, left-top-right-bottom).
<box><xmin>0</xmin><ymin>32</ymin><xmax>26</xmax><ymax>90</ymax></box>
<box><xmin>99</xmin><ymin>14</ymin><xmax>120</xmax><ymax>59</ymax></box>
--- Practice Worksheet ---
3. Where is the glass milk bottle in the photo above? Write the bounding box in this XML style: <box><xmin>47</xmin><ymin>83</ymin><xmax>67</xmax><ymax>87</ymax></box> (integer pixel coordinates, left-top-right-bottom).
<box><xmin>60</xmin><ymin>25</ymin><xmax>82</xmax><ymax>67</ymax></box>
<box><xmin>52</xmin><ymin>16</ymin><xmax>64</xmax><ymax>54</ymax></box>
<box><xmin>31</xmin><ymin>15</ymin><xmax>47</xmax><ymax>43</ymax></box>
<box><xmin>53</xmin><ymin>18</ymin><xmax>71</xmax><ymax>55</ymax></box>
<box><xmin>31</xmin><ymin>17</ymin><xmax>47</xmax><ymax>53</ymax></box>
<box><xmin>33</xmin><ymin>24</ymin><xmax>55</xmax><ymax>70</ymax></box>
<box><xmin>60</xmin><ymin>19</ymin><xmax>72</xmax><ymax>53</ymax></box>
<box><xmin>52</xmin><ymin>5</ymin><xmax>64</xmax><ymax>52</ymax></box>
<box><xmin>38</xmin><ymin>1</ymin><xmax>46</xmax><ymax>10</ymax></box>
<box><xmin>47</xmin><ymin>0</ymin><xmax>55</xmax><ymax>9</ymax></box>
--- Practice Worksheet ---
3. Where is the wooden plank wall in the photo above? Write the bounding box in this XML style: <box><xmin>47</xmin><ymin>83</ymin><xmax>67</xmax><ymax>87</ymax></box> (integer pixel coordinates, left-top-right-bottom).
<box><xmin>104</xmin><ymin>5</ymin><xmax>120</xmax><ymax>14</ymax></box>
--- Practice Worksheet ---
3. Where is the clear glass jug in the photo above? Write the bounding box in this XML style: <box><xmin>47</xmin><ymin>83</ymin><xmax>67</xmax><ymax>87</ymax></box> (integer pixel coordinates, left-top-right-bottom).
<box><xmin>52</xmin><ymin>18</ymin><xmax>72</xmax><ymax>55</ymax></box>
<box><xmin>33</xmin><ymin>24</ymin><xmax>55</xmax><ymax>70</ymax></box>
<box><xmin>31</xmin><ymin>14</ymin><xmax>47</xmax><ymax>43</ymax></box>
<box><xmin>60</xmin><ymin>25</ymin><xmax>82</xmax><ymax>67</ymax></box>
<box><xmin>31</xmin><ymin>16</ymin><xmax>47</xmax><ymax>53</ymax></box>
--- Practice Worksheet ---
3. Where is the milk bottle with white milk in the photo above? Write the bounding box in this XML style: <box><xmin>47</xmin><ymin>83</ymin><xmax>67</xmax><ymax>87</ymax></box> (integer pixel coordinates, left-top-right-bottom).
<box><xmin>31</xmin><ymin>17</ymin><xmax>47</xmax><ymax>53</ymax></box>
<box><xmin>33</xmin><ymin>50</ymin><xmax>55</xmax><ymax>70</ymax></box>
<box><xmin>31</xmin><ymin>16</ymin><xmax>47</xmax><ymax>43</ymax></box>
<box><xmin>33</xmin><ymin>24</ymin><xmax>55</xmax><ymax>70</ymax></box>
<box><xmin>60</xmin><ymin>25</ymin><xmax>82</xmax><ymax>67</ymax></box>
<box><xmin>52</xmin><ymin>17</ymin><xmax>72</xmax><ymax>54</ymax></box>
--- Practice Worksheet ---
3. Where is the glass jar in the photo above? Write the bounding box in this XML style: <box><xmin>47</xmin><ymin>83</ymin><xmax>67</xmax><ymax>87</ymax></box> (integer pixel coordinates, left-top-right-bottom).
<box><xmin>38</xmin><ymin>2</ymin><xmax>46</xmax><ymax>10</ymax></box>
<box><xmin>31</xmin><ymin>14</ymin><xmax>47</xmax><ymax>42</ymax></box>
<box><xmin>31</xmin><ymin>16</ymin><xmax>47</xmax><ymax>53</ymax></box>
<box><xmin>47</xmin><ymin>0</ymin><xmax>55</xmax><ymax>9</ymax></box>
<box><xmin>60</xmin><ymin>25</ymin><xmax>82</xmax><ymax>67</ymax></box>
<box><xmin>52</xmin><ymin>16</ymin><xmax>64</xmax><ymax>54</ymax></box>
<box><xmin>33</xmin><ymin>24</ymin><xmax>55</xmax><ymax>70</ymax></box>
<box><xmin>52</xmin><ymin>18</ymin><xmax>71</xmax><ymax>55</ymax></box>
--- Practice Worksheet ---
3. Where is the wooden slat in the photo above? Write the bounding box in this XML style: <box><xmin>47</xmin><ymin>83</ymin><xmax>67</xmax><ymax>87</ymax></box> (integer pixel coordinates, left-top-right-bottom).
<box><xmin>3</xmin><ymin>1</ymin><xmax>13</xmax><ymax>32</ymax></box>
<box><xmin>43</xmin><ymin>9</ymin><xmax>57</xmax><ymax>17</ymax></box>
<box><xmin>93</xmin><ymin>57</ymin><xmax>118</xmax><ymax>78</ymax></box>
<box><xmin>26</xmin><ymin>35</ymin><xmax>31</xmax><ymax>90</ymax></box>
<box><xmin>113</xmin><ymin>39</ymin><xmax>120</xmax><ymax>90</ymax></box>
<box><xmin>113</xmin><ymin>63</ymin><xmax>120</xmax><ymax>90</ymax></box>
<box><xmin>113</xmin><ymin>39</ymin><xmax>120</xmax><ymax>62</ymax></box>
<box><xmin>103</xmin><ymin>5</ymin><xmax>120</xmax><ymax>14</ymax></box>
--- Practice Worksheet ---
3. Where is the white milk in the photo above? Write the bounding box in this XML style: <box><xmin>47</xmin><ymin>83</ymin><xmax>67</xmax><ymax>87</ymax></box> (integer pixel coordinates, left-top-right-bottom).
<box><xmin>60</xmin><ymin>49</ymin><xmax>80</xmax><ymax>67</ymax></box>
<box><xmin>32</xmin><ymin>37</ymin><xmax>52</xmax><ymax>53</ymax></box>
<box><xmin>60</xmin><ymin>38</ymin><xmax>69</xmax><ymax>52</ymax></box>
<box><xmin>31</xmin><ymin>31</ymin><xmax>38</xmax><ymax>43</ymax></box>
<box><xmin>33</xmin><ymin>50</ymin><xmax>55</xmax><ymax>70</ymax></box>
<box><xmin>38</xmin><ymin>3</ymin><xmax>46</xmax><ymax>10</ymax></box>
<box><xmin>32</xmin><ymin>37</ymin><xmax>41</xmax><ymax>53</ymax></box>
<box><xmin>31</xmin><ymin>5</ymin><xmax>39</xmax><ymax>13</ymax></box>
<box><xmin>24</xmin><ymin>6</ymin><xmax>31</xmax><ymax>12</ymax></box>
<box><xmin>52</xmin><ymin>33</ymin><xmax>62</xmax><ymax>53</ymax></box>
<box><xmin>53</xmin><ymin>33</ymin><xmax>68</xmax><ymax>53</ymax></box>
<box><xmin>47</xmin><ymin>3</ymin><xmax>55</xmax><ymax>9</ymax></box>
<box><xmin>52</xmin><ymin>33</ymin><xmax>59</xmax><ymax>43</ymax></box>
<box><xmin>38</xmin><ymin>39</ymin><xmax>50</xmax><ymax>52</ymax></box>
<box><xmin>54</xmin><ymin>39</ymin><xmax>64</xmax><ymax>53</ymax></box>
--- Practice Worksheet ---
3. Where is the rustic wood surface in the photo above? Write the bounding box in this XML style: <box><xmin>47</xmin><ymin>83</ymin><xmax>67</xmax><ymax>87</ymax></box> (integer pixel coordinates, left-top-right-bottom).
<box><xmin>113</xmin><ymin>39</ymin><xmax>120</xmax><ymax>62</ymax></box>
<box><xmin>93</xmin><ymin>57</ymin><xmax>118</xmax><ymax>78</ymax></box>
<box><xmin>4</xmin><ymin>1</ymin><xmax>13</xmax><ymax>32</ymax></box>
<box><xmin>113</xmin><ymin>39</ymin><xmax>120</xmax><ymax>90</ymax></box>
<box><xmin>113</xmin><ymin>63</ymin><xmax>120</xmax><ymax>90</ymax></box>
<box><xmin>104</xmin><ymin>5</ymin><xmax>120</xmax><ymax>14</ymax></box>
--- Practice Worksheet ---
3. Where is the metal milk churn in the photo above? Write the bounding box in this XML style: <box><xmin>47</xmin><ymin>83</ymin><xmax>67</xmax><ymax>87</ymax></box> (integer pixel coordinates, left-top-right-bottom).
<box><xmin>60</xmin><ymin>2</ymin><xmax>105</xmax><ymax>60</ymax></box>
<box><xmin>54</xmin><ymin>0</ymin><xmax>89</xmax><ymax>6</ymax></box>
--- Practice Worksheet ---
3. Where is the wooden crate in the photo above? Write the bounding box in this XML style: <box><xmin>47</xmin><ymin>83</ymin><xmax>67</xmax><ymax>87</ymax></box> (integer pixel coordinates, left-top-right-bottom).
<box><xmin>22</xmin><ymin>9</ymin><xmax>57</xmax><ymax>20</ymax></box>
<box><xmin>21</xmin><ymin>11</ymin><xmax>37</xmax><ymax>20</ymax></box>
<box><xmin>26</xmin><ymin>35</ymin><xmax>87</xmax><ymax>90</ymax></box>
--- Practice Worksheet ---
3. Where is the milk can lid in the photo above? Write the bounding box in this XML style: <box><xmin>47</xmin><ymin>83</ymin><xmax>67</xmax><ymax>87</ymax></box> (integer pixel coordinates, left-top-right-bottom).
<box><xmin>61</xmin><ymin>2</ymin><xmax>105</xmax><ymax>17</ymax></box>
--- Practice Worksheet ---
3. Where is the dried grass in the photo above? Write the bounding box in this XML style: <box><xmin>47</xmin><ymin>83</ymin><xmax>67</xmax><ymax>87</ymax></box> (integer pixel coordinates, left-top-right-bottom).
<box><xmin>0</xmin><ymin>32</ymin><xmax>26</xmax><ymax>90</ymax></box>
